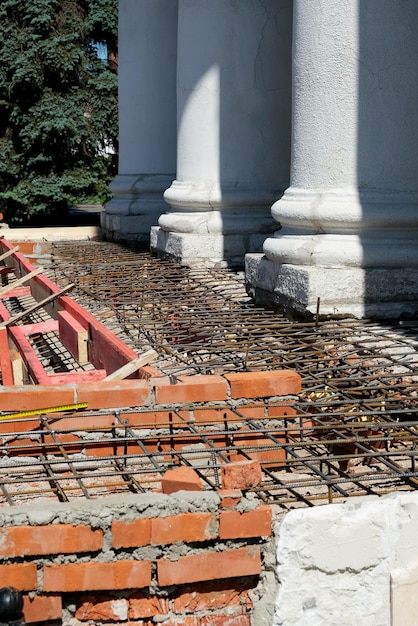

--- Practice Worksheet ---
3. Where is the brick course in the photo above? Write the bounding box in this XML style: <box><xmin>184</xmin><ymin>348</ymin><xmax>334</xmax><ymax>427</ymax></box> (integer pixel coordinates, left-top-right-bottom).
<box><xmin>0</xmin><ymin>524</ymin><xmax>102</xmax><ymax>558</ymax></box>
<box><xmin>157</xmin><ymin>546</ymin><xmax>261</xmax><ymax>586</ymax></box>
<box><xmin>43</xmin><ymin>560</ymin><xmax>152</xmax><ymax>592</ymax></box>
<box><xmin>0</xmin><ymin>496</ymin><xmax>273</xmax><ymax>624</ymax></box>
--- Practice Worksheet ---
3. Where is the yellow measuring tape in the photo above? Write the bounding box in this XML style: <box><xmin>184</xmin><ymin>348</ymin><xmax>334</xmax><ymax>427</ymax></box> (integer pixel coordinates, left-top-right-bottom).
<box><xmin>0</xmin><ymin>402</ymin><xmax>88</xmax><ymax>421</ymax></box>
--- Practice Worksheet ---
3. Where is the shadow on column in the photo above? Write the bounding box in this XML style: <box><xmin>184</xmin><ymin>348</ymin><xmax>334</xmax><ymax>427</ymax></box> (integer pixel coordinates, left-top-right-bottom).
<box><xmin>162</xmin><ymin>0</ymin><xmax>292</xmax><ymax>268</ymax></box>
<box><xmin>217</xmin><ymin>0</ymin><xmax>292</xmax><ymax>266</ymax></box>
<box><xmin>358</xmin><ymin>1</ymin><xmax>418</xmax><ymax>319</ymax></box>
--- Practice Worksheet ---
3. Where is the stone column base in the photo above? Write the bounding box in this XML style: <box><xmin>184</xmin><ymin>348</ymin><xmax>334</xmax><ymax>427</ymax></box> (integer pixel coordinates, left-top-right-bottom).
<box><xmin>245</xmin><ymin>254</ymin><xmax>418</xmax><ymax>320</ymax></box>
<box><xmin>101</xmin><ymin>174</ymin><xmax>174</xmax><ymax>243</ymax></box>
<box><xmin>151</xmin><ymin>227</ymin><xmax>268</xmax><ymax>268</ymax></box>
<box><xmin>100</xmin><ymin>212</ymin><xmax>156</xmax><ymax>244</ymax></box>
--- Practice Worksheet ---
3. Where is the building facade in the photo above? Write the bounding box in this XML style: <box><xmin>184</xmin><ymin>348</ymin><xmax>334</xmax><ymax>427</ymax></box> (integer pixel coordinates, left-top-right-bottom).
<box><xmin>103</xmin><ymin>0</ymin><xmax>418</xmax><ymax>319</ymax></box>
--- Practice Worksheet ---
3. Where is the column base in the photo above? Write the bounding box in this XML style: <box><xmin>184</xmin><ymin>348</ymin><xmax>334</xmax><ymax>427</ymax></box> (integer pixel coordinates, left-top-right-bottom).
<box><xmin>151</xmin><ymin>227</ymin><xmax>268</xmax><ymax>268</ymax></box>
<box><xmin>245</xmin><ymin>254</ymin><xmax>418</xmax><ymax>320</ymax></box>
<box><xmin>101</xmin><ymin>174</ymin><xmax>174</xmax><ymax>243</ymax></box>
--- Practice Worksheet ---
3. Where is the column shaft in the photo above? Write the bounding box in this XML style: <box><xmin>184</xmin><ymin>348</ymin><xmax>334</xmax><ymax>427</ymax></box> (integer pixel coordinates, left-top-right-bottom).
<box><xmin>102</xmin><ymin>0</ymin><xmax>177</xmax><ymax>242</ymax></box>
<box><xmin>151</xmin><ymin>0</ymin><xmax>292</xmax><ymax>266</ymax></box>
<box><xmin>247</xmin><ymin>0</ymin><xmax>418</xmax><ymax>318</ymax></box>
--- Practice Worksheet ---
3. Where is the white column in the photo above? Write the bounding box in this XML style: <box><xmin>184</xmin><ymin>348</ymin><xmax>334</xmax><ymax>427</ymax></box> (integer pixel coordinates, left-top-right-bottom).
<box><xmin>151</xmin><ymin>0</ymin><xmax>292</xmax><ymax>267</ymax></box>
<box><xmin>102</xmin><ymin>0</ymin><xmax>177</xmax><ymax>242</ymax></box>
<box><xmin>246</xmin><ymin>0</ymin><xmax>418</xmax><ymax>318</ymax></box>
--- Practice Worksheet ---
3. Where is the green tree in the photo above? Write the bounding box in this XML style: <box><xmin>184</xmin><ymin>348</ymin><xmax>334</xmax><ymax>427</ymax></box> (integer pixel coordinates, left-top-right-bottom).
<box><xmin>0</xmin><ymin>0</ymin><xmax>118</xmax><ymax>224</ymax></box>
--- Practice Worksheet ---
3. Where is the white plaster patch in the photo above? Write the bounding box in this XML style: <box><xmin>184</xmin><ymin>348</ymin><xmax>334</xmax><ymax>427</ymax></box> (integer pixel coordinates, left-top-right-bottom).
<box><xmin>391</xmin><ymin>561</ymin><xmax>418</xmax><ymax>626</ymax></box>
<box><xmin>110</xmin><ymin>599</ymin><xmax>128</xmax><ymax>621</ymax></box>
<box><xmin>273</xmin><ymin>492</ymin><xmax>418</xmax><ymax>626</ymax></box>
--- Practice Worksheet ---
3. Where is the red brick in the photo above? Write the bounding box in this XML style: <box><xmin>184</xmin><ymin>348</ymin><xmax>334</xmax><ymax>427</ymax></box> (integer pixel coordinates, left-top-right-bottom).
<box><xmin>139</xmin><ymin>364</ymin><xmax>160</xmax><ymax>379</ymax></box>
<box><xmin>111</xmin><ymin>518</ymin><xmax>152</xmax><ymax>549</ymax></box>
<box><xmin>43</xmin><ymin>560</ymin><xmax>152</xmax><ymax>592</ymax></box>
<box><xmin>152</xmin><ymin>513</ymin><xmax>217</xmax><ymax>545</ymax></box>
<box><xmin>23</xmin><ymin>595</ymin><xmax>62</xmax><ymax>624</ymax></box>
<box><xmin>229</xmin><ymin>426</ymin><xmax>286</xmax><ymax>467</ymax></box>
<box><xmin>76</xmin><ymin>596</ymin><xmax>128</xmax><ymax>621</ymax></box>
<box><xmin>224</xmin><ymin>370</ymin><xmax>301</xmax><ymax>399</ymax></box>
<box><xmin>0</xmin><ymin>563</ymin><xmax>37</xmax><ymax>590</ymax></box>
<box><xmin>6</xmin><ymin>434</ymin><xmax>83</xmax><ymax>458</ymax></box>
<box><xmin>221</xmin><ymin>460</ymin><xmax>262</xmax><ymax>490</ymax></box>
<box><xmin>201</xmin><ymin>616</ymin><xmax>251</xmax><ymax>626</ymax></box>
<box><xmin>227</xmin><ymin>428</ymin><xmax>286</xmax><ymax>464</ymax></box>
<box><xmin>267</xmin><ymin>404</ymin><xmax>298</xmax><ymax>418</ymax></box>
<box><xmin>76</xmin><ymin>380</ymin><xmax>150</xmax><ymax>410</ymax></box>
<box><xmin>173</xmin><ymin>580</ymin><xmax>252</xmax><ymax>614</ymax></box>
<box><xmin>153</xmin><ymin>375</ymin><xmax>228</xmax><ymax>404</ymax></box>
<box><xmin>162</xmin><ymin>466</ymin><xmax>203</xmax><ymax>494</ymax></box>
<box><xmin>128</xmin><ymin>593</ymin><xmax>169</xmax><ymax>619</ymax></box>
<box><xmin>122</xmin><ymin>410</ymin><xmax>190</xmax><ymax>428</ymax></box>
<box><xmin>0</xmin><ymin>385</ymin><xmax>76</xmax><ymax>412</ymax></box>
<box><xmin>219</xmin><ymin>506</ymin><xmax>272</xmax><ymax>539</ymax></box>
<box><xmin>157</xmin><ymin>546</ymin><xmax>261</xmax><ymax>586</ymax></box>
<box><xmin>160</xmin><ymin>618</ymin><xmax>200</xmax><ymax>626</ymax></box>
<box><xmin>13</xmin><ymin>241</ymin><xmax>37</xmax><ymax>255</ymax></box>
<box><xmin>0</xmin><ymin>524</ymin><xmax>102</xmax><ymax>557</ymax></box>
<box><xmin>217</xmin><ymin>489</ymin><xmax>243</xmax><ymax>509</ymax></box>
<box><xmin>52</xmin><ymin>412</ymin><xmax>115</xmax><ymax>431</ymax></box>
<box><xmin>193</xmin><ymin>405</ymin><xmax>265</xmax><ymax>424</ymax></box>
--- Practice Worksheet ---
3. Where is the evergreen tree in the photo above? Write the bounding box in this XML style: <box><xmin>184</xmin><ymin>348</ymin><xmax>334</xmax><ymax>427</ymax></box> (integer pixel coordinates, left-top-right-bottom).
<box><xmin>0</xmin><ymin>0</ymin><xmax>118</xmax><ymax>224</ymax></box>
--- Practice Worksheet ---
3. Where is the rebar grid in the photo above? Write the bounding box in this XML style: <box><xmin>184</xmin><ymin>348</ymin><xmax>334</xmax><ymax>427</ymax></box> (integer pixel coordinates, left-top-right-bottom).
<box><xmin>0</xmin><ymin>400</ymin><xmax>417</xmax><ymax>509</ymax></box>
<box><xmin>0</xmin><ymin>239</ymin><xmax>417</xmax><ymax>507</ymax></box>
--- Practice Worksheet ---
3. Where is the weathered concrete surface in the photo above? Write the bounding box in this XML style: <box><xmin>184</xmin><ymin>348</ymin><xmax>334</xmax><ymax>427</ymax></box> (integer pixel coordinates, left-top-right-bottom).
<box><xmin>274</xmin><ymin>492</ymin><xmax>418</xmax><ymax>626</ymax></box>
<box><xmin>5</xmin><ymin>226</ymin><xmax>100</xmax><ymax>242</ymax></box>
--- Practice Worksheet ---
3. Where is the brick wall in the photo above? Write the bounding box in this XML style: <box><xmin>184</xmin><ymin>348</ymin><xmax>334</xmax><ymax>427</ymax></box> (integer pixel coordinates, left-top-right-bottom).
<box><xmin>0</xmin><ymin>367</ymin><xmax>300</xmax><ymax>625</ymax></box>
<box><xmin>0</xmin><ymin>492</ymin><xmax>275</xmax><ymax>625</ymax></box>
<box><xmin>0</xmin><ymin>370</ymin><xmax>302</xmax><ymax>413</ymax></box>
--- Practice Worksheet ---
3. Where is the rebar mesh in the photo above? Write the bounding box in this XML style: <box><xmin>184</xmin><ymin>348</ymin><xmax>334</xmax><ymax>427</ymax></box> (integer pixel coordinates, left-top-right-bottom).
<box><xmin>0</xmin><ymin>239</ymin><xmax>417</xmax><ymax>508</ymax></box>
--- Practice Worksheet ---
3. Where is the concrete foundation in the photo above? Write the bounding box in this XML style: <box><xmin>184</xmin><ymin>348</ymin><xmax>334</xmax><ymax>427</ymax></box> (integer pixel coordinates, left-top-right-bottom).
<box><xmin>151</xmin><ymin>226</ymin><xmax>268</xmax><ymax>268</ymax></box>
<box><xmin>246</xmin><ymin>253</ymin><xmax>418</xmax><ymax>320</ymax></box>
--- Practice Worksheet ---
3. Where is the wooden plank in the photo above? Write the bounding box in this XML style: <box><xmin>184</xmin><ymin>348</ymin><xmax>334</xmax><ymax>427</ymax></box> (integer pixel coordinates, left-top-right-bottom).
<box><xmin>103</xmin><ymin>349</ymin><xmax>158</xmax><ymax>381</ymax></box>
<box><xmin>48</xmin><ymin>370</ymin><xmax>107</xmax><ymax>385</ymax></box>
<box><xmin>0</xmin><ymin>267</ymin><xmax>43</xmax><ymax>297</ymax></box>
<box><xmin>0</xmin><ymin>286</ymin><xmax>31</xmax><ymax>300</ymax></box>
<box><xmin>58</xmin><ymin>310</ymin><xmax>89</xmax><ymax>365</ymax></box>
<box><xmin>0</xmin><ymin>328</ymin><xmax>14</xmax><ymax>385</ymax></box>
<box><xmin>0</xmin><ymin>246</ymin><xmax>19</xmax><ymax>263</ymax></box>
<box><xmin>8</xmin><ymin>326</ymin><xmax>51</xmax><ymax>384</ymax></box>
<box><xmin>10</xmin><ymin>351</ymin><xmax>25</xmax><ymax>385</ymax></box>
<box><xmin>59</xmin><ymin>297</ymin><xmax>139</xmax><ymax>373</ymax></box>
<box><xmin>0</xmin><ymin>283</ymin><xmax>75</xmax><ymax>328</ymax></box>
<box><xmin>19</xmin><ymin>320</ymin><xmax>59</xmax><ymax>336</ymax></box>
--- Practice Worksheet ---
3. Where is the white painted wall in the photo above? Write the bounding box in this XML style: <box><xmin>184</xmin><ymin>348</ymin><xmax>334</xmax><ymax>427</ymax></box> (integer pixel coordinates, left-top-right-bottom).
<box><xmin>274</xmin><ymin>492</ymin><xmax>418</xmax><ymax>626</ymax></box>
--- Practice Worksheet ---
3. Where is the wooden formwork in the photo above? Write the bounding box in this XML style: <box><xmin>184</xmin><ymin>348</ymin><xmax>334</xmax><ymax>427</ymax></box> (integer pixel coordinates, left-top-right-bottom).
<box><xmin>0</xmin><ymin>237</ymin><xmax>158</xmax><ymax>395</ymax></box>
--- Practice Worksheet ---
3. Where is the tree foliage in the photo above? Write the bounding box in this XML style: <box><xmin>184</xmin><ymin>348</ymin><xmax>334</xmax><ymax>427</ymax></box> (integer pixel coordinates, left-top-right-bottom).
<box><xmin>0</xmin><ymin>0</ymin><xmax>118</xmax><ymax>223</ymax></box>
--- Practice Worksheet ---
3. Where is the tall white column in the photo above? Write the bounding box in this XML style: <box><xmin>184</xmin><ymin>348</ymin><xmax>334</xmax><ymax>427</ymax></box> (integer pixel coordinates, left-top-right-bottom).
<box><xmin>102</xmin><ymin>0</ymin><xmax>178</xmax><ymax>242</ymax></box>
<box><xmin>151</xmin><ymin>0</ymin><xmax>292</xmax><ymax>267</ymax></box>
<box><xmin>246</xmin><ymin>0</ymin><xmax>418</xmax><ymax>318</ymax></box>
